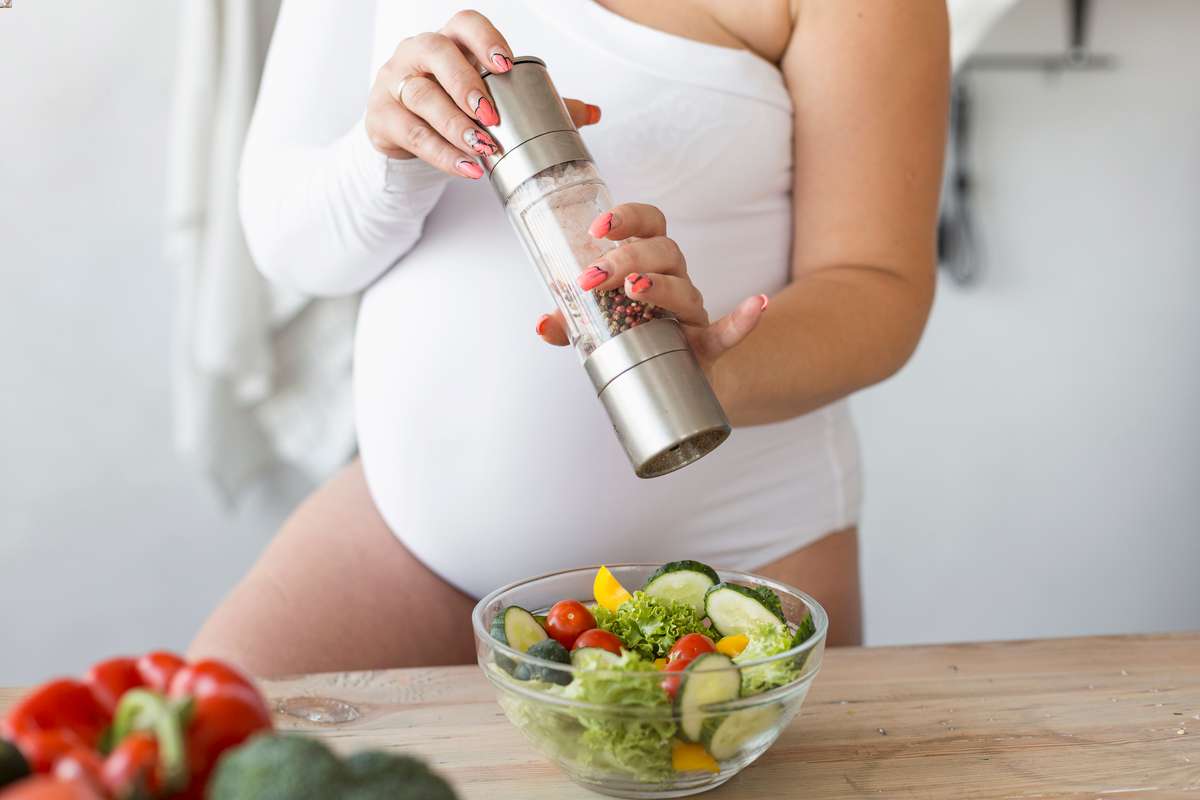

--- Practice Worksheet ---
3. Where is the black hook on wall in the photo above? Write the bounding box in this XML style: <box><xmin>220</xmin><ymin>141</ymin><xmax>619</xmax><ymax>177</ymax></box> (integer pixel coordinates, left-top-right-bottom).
<box><xmin>965</xmin><ymin>0</ymin><xmax>1117</xmax><ymax>73</ymax></box>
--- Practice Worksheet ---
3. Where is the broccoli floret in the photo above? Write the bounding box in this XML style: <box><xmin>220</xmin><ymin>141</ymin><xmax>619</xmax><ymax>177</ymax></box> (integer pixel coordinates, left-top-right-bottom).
<box><xmin>207</xmin><ymin>734</ymin><xmax>459</xmax><ymax>800</ymax></box>
<box><xmin>515</xmin><ymin>640</ymin><xmax>572</xmax><ymax>685</ymax></box>
<box><xmin>344</xmin><ymin>750</ymin><xmax>458</xmax><ymax>800</ymax></box>
<box><xmin>207</xmin><ymin>735</ymin><xmax>343</xmax><ymax>799</ymax></box>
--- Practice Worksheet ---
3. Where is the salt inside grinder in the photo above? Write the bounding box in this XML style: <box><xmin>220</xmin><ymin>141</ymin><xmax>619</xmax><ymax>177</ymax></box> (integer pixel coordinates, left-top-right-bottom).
<box><xmin>478</xmin><ymin>57</ymin><xmax>730</xmax><ymax>478</ymax></box>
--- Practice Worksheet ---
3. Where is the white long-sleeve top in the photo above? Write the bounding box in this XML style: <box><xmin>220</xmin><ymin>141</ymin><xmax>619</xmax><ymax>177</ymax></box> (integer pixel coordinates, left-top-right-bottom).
<box><xmin>240</xmin><ymin>0</ymin><xmax>861</xmax><ymax>598</ymax></box>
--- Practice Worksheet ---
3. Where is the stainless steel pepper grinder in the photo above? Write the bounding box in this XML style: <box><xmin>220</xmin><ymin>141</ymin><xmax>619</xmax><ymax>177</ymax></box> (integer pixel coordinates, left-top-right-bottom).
<box><xmin>477</xmin><ymin>56</ymin><xmax>730</xmax><ymax>478</ymax></box>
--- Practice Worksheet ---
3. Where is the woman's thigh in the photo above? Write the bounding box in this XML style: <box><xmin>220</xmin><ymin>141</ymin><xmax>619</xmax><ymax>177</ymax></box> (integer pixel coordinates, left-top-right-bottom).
<box><xmin>754</xmin><ymin>527</ymin><xmax>863</xmax><ymax>647</ymax></box>
<box><xmin>189</xmin><ymin>459</ymin><xmax>477</xmax><ymax>676</ymax></box>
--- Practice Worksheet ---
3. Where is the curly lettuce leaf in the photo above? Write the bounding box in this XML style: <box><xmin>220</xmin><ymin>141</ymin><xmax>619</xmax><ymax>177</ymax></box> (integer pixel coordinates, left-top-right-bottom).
<box><xmin>561</xmin><ymin>650</ymin><xmax>676</xmax><ymax>777</ymax></box>
<box><xmin>593</xmin><ymin>591</ymin><xmax>713</xmax><ymax>659</ymax></box>
<box><xmin>794</xmin><ymin>613</ymin><xmax>816</xmax><ymax>648</ymax></box>
<box><xmin>733</xmin><ymin>621</ymin><xmax>800</xmax><ymax>696</ymax></box>
<box><xmin>493</xmin><ymin>651</ymin><xmax>676</xmax><ymax>780</ymax></box>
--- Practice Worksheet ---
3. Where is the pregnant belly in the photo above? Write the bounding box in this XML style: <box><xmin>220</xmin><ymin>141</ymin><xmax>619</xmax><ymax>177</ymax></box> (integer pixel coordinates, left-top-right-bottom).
<box><xmin>352</xmin><ymin>235</ymin><xmax>853</xmax><ymax>598</ymax></box>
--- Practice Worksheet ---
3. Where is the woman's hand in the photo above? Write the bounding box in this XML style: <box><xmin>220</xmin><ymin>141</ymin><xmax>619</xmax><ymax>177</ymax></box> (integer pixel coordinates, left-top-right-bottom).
<box><xmin>365</xmin><ymin>10</ymin><xmax>600</xmax><ymax>179</ymax></box>
<box><xmin>535</xmin><ymin>204</ymin><xmax>769</xmax><ymax>376</ymax></box>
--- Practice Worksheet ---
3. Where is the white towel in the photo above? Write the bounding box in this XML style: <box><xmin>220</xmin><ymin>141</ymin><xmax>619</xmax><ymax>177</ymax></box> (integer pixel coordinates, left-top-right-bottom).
<box><xmin>167</xmin><ymin>0</ymin><xmax>357</xmax><ymax>502</ymax></box>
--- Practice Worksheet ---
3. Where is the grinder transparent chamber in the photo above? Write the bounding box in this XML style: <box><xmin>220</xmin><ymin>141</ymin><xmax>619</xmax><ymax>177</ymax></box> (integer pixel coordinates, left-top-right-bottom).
<box><xmin>505</xmin><ymin>160</ymin><xmax>664</xmax><ymax>359</ymax></box>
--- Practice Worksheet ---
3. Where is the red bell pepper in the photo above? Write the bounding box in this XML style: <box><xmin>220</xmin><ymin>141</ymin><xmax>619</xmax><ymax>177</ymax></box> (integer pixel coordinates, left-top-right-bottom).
<box><xmin>6</xmin><ymin>733</ymin><xmax>75</xmax><ymax>778</ymax></box>
<box><xmin>49</xmin><ymin>749</ymin><xmax>103</xmax><ymax>792</ymax></box>
<box><xmin>132</xmin><ymin>655</ymin><xmax>185</xmax><ymax>697</ymax></box>
<box><xmin>79</xmin><ymin>653</ymin><xmax>187</xmax><ymax>718</ymax></box>
<box><xmin>166</xmin><ymin>661</ymin><xmax>273</xmax><ymax>798</ymax></box>
<box><xmin>82</xmin><ymin>662</ymin><xmax>141</xmax><ymax>720</ymax></box>
<box><xmin>0</xmin><ymin>683</ymin><xmax>108</xmax><ymax>773</ymax></box>
<box><xmin>1</xmin><ymin>653</ymin><xmax>272</xmax><ymax>799</ymax></box>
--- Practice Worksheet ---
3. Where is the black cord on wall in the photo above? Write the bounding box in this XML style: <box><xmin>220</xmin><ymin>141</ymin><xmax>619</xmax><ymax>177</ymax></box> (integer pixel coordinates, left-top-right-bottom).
<box><xmin>937</xmin><ymin>0</ymin><xmax>1116</xmax><ymax>287</ymax></box>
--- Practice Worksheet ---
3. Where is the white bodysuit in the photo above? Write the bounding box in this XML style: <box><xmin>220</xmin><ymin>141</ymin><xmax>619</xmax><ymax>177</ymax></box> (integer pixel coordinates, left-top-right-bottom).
<box><xmin>240</xmin><ymin>0</ymin><xmax>862</xmax><ymax>599</ymax></box>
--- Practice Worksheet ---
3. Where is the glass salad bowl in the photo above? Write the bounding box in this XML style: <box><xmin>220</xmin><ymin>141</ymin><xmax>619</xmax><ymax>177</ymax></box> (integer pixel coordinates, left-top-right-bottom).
<box><xmin>471</xmin><ymin>564</ymin><xmax>827</xmax><ymax>798</ymax></box>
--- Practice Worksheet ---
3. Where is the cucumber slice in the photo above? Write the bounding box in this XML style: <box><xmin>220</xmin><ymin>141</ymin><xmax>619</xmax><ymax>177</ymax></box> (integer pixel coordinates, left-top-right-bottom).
<box><xmin>515</xmin><ymin>639</ymin><xmax>572</xmax><ymax>685</ymax></box>
<box><xmin>675</xmin><ymin>652</ymin><xmax>742</xmax><ymax>742</ymax></box>
<box><xmin>704</xmin><ymin>583</ymin><xmax>786</xmax><ymax>637</ymax></box>
<box><xmin>492</xmin><ymin>606</ymin><xmax>549</xmax><ymax>652</ymax></box>
<box><xmin>643</xmin><ymin>560</ymin><xmax>720</xmax><ymax>615</ymax></box>
<box><xmin>571</xmin><ymin>647</ymin><xmax>624</xmax><ymax>668</ymax></box>
<box><xmin>702</xmin><ymin>704</ymin><xmax>783</xmax><ymax>760</ymax></box>
<box><xmin>491</xmin><ymin>605</ymin><xmax>549</xmax><ymax>674</ymax></box>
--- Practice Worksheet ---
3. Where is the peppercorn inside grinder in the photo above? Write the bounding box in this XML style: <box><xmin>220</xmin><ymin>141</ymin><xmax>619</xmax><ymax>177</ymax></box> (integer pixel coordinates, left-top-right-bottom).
<box><xmin>477</xmin><ymin>57</ymin><xmax>730</xmax><ymax>478</ymax></box>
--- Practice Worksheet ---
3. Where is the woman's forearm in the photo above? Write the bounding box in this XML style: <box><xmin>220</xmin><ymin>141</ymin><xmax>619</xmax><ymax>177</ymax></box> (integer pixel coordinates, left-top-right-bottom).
<box><xmin>239</xmin><ymin>122</ymin><xmax>448</xmax><ymax>297</ymax></box>
<box><xmin>720</xmin><ymin>0</ymin><xmax>948</xmax><ymax>426</ymax></box>
<box><xmin>710</xmin><ymin>264</ymin><xmax>935</xmax><ymax>426</ymax></box>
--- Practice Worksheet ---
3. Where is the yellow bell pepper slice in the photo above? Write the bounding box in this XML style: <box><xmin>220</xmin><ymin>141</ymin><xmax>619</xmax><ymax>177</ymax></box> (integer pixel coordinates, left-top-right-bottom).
<box><xmin>715</xmin><ymin>634</ymin><xmax>749</xmax><ymax>657</ymax></box>
<box><xmin>653</xmin><ymin>658</ymin><xmax>668</xmax><ymax>671</ymax></box>
<box><xmin>671</xmin><ymin>740</ymin><xmax>720</xmax><ymax>773</ymax></box>
<box><xmin>593</xmin><ymin>565</ymin><xmax>633</xmax><ymax>613</ymax></box>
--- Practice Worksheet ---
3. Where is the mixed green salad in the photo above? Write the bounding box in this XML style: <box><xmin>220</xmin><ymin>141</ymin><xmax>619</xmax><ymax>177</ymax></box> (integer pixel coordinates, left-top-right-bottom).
<box><xmin>488</xmin><ymin>561</ymin><xmax>818</xmax><ymax>780</ymax></box>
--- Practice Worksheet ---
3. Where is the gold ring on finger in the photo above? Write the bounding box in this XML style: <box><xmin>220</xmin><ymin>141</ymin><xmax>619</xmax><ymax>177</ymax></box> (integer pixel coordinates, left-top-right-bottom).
<box><xmin>393</xmin><ymin>74</ymin><xmax>420</xmax><ymax>109</ymax></box>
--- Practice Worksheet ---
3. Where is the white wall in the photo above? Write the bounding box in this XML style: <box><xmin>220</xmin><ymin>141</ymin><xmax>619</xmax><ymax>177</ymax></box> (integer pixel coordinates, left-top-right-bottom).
<box><xmin>0</xmin><ymin>0</ymin><xmax>305</xmax><ymax>684</ymax></box>
<box><xmin>857</xmin><ymin>0</ymin><xmax>1200</xmax><ymax>644</ymax></box>
<box><xmin>1</xmin><ymin>0</ymin><xmax>1197</xmax><ymax>684</ymax></box>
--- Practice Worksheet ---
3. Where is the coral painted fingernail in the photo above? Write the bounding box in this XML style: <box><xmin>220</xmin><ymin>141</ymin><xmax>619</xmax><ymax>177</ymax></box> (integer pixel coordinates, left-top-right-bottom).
<box><xmin>456</xmin><ymin>159</ymin><xmax>484</xmax><ymax>179</ymax></box>
<box><xmin>535</xmin><ymin>314</ymin><xmax>551</xmax><ymax>336</ymax></box>
<box><xmin>628</xmin><ymin>273</ymin><xmax>652</xmax><ymax>294</ymax></box>
<box><xmin>578</xmin><ymin>265</ymin><xmax>609</xmax><ymax>291</ymax></box>
<box><xmin>586</xmin><ymin>104</ymin><xmax>602</xmax><ymax>125</ymax></box>
<box><xmin>759</xmin><ymin>294</ymin><xmax>769</xmax><ymax>312</ymax></box>
<box><xmin>469</xmin><ymin>91</ymin><xmax>500</xmax><ymax>126</ymax></box>
<box><xmin>589</xmin><ymin>212</ymin><xmax>614</xmax><ymax>238</ymax></box>
<box><xmin>490</xmin><ymin>53</ymin><xmax>513</xmax><ymax>72</ymax></box>
<box><xmin>464</xmin><ymin>128</ymin><xmax>497</xmax><ymax>156</ymax></box>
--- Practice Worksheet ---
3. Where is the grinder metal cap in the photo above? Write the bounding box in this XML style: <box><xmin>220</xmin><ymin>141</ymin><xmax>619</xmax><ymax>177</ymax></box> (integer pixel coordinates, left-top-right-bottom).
<box><xmin>585</xmin><ymin>318</ymin><xmax>731</xmax><ymax>478</ymax></box>
<box><xmin>477</xmin><ymin>56</ymin><xmax>592</xmax><ymax>200</ymax></box>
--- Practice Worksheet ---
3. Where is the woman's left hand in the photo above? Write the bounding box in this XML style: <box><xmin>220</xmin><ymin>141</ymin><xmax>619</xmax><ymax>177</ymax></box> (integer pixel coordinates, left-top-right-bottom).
<box><xmin>534</xmin><ymin>203</ymin><xmax>769</xmax><ymax>375</ymax></box>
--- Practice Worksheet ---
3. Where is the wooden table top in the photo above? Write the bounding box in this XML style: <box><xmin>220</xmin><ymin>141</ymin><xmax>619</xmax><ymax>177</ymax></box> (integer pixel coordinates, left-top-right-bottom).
<box><xmin>3</xmin><ymin>634</ymin><xmax>1198</xmax><ymax>798</ymax></box>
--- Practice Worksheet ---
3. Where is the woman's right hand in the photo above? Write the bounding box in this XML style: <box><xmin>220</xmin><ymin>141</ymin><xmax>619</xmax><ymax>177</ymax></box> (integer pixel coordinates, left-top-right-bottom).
<box><xmin>365</xmin><ymin>10</ymin><xmax>601</xmax><ymax>179</ymax></box>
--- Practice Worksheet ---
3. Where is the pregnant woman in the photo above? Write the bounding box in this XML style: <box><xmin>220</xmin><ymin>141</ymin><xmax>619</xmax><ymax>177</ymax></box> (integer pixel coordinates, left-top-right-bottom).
<box><xmin>192</xmin><ymin>1</ymin><xmax>948</xmax><ymax>674</ymax></box>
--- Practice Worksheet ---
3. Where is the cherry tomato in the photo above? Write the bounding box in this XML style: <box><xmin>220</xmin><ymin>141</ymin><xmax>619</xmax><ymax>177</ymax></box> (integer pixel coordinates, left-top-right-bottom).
<box><xmin>661</xmin><ymin>658</ymin><xmax>690</xmax><ymax>700</ymax></box>
<box><xmin>667</xmin><ymin>633</ymin><xmax>715</xmax><ymax>665</ymax></box>
<box><xmin>571</xmin><ymin>628</ymin><xmax>623</xmax><ymax>655</ymax></box>
<box><xmin>544</xmin><ymin>600</ymin><xmax>596</xmax><ymax>649</ymax></box>
<box><xmin>661</xmin><ymin>634</ymin><xmax>716</xmax><ymax>700</ymax></box>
